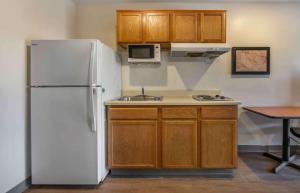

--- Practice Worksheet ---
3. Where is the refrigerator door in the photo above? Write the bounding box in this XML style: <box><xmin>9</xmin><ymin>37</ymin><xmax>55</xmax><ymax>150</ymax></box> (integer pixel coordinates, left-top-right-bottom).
<box><xmin>96</xmin><ymin>43</ymin><xmax>121</xmax><ymax>181</ymax></box>
<box><xmin>31</xmin><ymin>87</ymin><xmax>99</xmax><ymax>185</ymax></box>
<box><xmin>95</xmin><ymin>87</ymin><xmax>105</xmax><ymax>182</ymax></box>
<box><xmin>31</xmin><ymin>40</ymin><xmax>99</xmax><ymax>86</ymax></box>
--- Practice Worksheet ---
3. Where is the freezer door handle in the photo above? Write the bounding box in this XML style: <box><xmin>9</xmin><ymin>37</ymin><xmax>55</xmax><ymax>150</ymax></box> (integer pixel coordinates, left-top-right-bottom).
<box><xmin>89</xmin><ymin>42</ymin><xmax>95</xmax><ymax>88</ymax></box>
<box><xmin>89</xmin><ymin>42</ymin><xmax>97</xmax><ymax>132</ymax></box>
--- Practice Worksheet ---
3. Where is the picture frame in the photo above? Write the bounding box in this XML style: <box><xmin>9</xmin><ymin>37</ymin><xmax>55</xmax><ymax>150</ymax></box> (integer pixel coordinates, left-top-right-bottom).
<box><xmin>232</xmin><ymin>47</ymin><xmax>270</xmax><ymax>75</ymax></box>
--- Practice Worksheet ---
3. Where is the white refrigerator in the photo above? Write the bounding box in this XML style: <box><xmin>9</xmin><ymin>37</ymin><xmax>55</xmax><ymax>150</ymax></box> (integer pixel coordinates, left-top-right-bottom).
<box><xmin>30</xmin><ymin>40</ymin><xmax>121</xmax><ymax>185</ymax></box>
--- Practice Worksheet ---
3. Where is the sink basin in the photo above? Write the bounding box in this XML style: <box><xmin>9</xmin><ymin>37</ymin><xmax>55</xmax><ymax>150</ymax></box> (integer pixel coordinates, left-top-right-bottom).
<box><xmin>118</xmin><ymin>95</ymin><xmax>163</xmax><ymax>101</ymax></box>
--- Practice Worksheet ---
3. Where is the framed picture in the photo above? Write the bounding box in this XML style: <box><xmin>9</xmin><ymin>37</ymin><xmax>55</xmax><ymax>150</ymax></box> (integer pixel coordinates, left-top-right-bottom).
<box><xmin>232</xmin><ymin>47</ymin><xmax>270</xmax><ymax>75</ymax></box>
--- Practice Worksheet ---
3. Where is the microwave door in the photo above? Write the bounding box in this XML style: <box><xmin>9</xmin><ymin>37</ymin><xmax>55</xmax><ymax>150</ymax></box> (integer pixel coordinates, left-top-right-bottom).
<box><xmin>128</xmin><ymin>44</ymin><xmax>160</xmax><ymax>64</ymax></box>
<box><xmin>129</xmin><ymin>45</ymin><xmax>154</xmax><ymax>59</ymax></box>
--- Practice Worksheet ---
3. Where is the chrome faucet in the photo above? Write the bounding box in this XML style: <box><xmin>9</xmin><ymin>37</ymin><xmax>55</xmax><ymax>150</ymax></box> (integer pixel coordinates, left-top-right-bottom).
<box><xmin>141</xmin><ymin>87</ymin><xmax>145</xmax><ymax>96</ymax></box>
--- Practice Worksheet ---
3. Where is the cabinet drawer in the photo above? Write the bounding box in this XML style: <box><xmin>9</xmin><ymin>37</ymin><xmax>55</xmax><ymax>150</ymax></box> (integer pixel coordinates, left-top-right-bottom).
<box><xmin>162</xmin><ymin>107</ymin><xmax>197</xmax><ymax>119</ymax></box>
<box><xmin>109</xmin><ymin>108</ymin><xmax>158</xmax><ymax>120</ymax></box>
<box><xmin>201</xmin><ymin>106</ymin><xmax>237</xmax><ymax>119</ymax></box>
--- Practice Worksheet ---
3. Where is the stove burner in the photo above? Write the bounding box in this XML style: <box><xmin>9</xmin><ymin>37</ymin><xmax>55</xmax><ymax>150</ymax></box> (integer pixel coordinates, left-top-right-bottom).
<box><xmin>192</xmin><ymin>95</ymin><xmax>234</xmax><ymax>101</ymax></box>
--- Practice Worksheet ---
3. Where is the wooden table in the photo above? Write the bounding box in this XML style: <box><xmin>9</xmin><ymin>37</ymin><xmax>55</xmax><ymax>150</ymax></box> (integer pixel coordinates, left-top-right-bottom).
<box><xmin>243</xmin><ymin>107</ymin><xmax>300</xmax><ymax>173</ymax></box>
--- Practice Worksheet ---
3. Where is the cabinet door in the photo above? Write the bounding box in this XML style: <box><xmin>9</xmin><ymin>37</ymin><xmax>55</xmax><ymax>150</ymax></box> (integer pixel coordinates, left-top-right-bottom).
<box><xmin>144</xmin><ymin>12</ymin><xmax>170</xmax><ymax>43</ymax></box>
<box><xmin>109</xmin><ymin>120</ymin><xmax>157</xmax><ymax>168</ymax></box>
<box><xmin>200</xmin><ymin>11</ymin><xmax>226</xmax><ymax>43</ymax></box>
<box><xmin>117</xmin><ymin>11</ymin><xmax>143</xmax><ymax>43</ymax></box>
<box><xmin>201</xmin><ymin>120</ymin><xmax>237</xmax><ymax>168</ymax></box>
<box><xmin>172</xmin><ymin>12</ymin><xmax>198</xmax><ymax>42</ymax></box>
<box><xmin>162</xmin><ymin>120</ymin><xmax>198</xmax><ymax>168</ymax></box>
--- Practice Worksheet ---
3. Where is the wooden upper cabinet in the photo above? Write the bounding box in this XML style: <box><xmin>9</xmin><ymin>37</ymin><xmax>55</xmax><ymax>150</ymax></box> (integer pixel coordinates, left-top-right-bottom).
<box><xmin>200</xmin><ymin>11</ymin><xmax>226</xmax><ymax>43</ymax></box>
<box><xmin>144</xmin><ymin>12</ymin><xmax>171</xmax><ymax>43</ymax></box>
<box><xmin>172</xmin><ymin>12</ymin><xmax>198</xmax><ymax>42</ymax></box>
<box><xmin>162</xmin><ymin>120</ymin><xmax>198</xmax><ymax>168</ymax></box>
<box><xmin>117</xmin><ymin>11</ymin><xmax>143</xmax><ymax>43</ymax></box>
<box><xmin>117</xmin><ymin>10</ymin><xmax>227</xmax><ymax>44</ymax></box>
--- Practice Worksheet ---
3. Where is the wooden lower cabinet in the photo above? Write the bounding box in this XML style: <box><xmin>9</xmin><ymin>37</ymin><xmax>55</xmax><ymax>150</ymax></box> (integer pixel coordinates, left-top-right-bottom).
<box><xmin>108</xmin><ymin>106</ymin><xmax>238</xmax><ymax>170</ymax></box>
<box><xmin>162</xmin><ymin>120</ymin><xmax>198</xmax><ymax>168</ymax></box>
<box><xmin>201</xmin><ymin>120</ymin><xmax>237</xmax><ymax>169</ymax></box>
<box><xmin>108</xmin><ymin>120</ymin><xmax>158</xmax><ymax>168</ymax></box>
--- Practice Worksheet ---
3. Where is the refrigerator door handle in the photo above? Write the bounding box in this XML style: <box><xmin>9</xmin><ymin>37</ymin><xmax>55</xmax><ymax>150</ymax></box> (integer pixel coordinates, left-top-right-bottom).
<box><xmin>91</xmin><ymin>87</ymin><xmax>97</xmax><ymax>133</ymax></box>
<box><xmin>89</xmin><ymin>42</ymin><xmax>97</xmax><ymax>132</ymax></box>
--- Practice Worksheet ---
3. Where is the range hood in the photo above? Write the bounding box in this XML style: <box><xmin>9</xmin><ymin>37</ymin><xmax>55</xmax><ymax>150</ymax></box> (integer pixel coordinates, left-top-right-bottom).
<box><xmin>170</xmin><ymin>43</ymin><xmax>231</xmax><ymax>59</ymax></box>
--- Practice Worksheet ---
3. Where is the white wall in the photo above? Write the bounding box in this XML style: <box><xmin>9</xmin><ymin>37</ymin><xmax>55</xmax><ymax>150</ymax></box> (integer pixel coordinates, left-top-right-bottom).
<box><xmin>76</xmin><ymin>1</ymin><xmax>300</xmax><ymax>146</ymax></box>
<box><xmin>0</xmin><ymin>0</ymin><xmax>76</xmax><ymax>192</ymax></box>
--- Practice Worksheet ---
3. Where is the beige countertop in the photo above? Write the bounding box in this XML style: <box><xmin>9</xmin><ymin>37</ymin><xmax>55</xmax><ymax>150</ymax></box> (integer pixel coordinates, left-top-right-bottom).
<box><xmin>105</xmin><ymin>96</ymin><xmax>241</xmax><ymax>106</ymax></box>
<box><xmin>105</xmin><ymin>90</ymin><xmax>241</xmax><ymax>106</ymax></box>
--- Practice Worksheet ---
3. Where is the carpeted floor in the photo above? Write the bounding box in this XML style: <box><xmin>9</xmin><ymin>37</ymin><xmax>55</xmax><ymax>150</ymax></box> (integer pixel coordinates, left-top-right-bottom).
<box><xmin>25</xmin><ymin>153</ymin><xmax>300</xmax><ymax>193</ymax></box>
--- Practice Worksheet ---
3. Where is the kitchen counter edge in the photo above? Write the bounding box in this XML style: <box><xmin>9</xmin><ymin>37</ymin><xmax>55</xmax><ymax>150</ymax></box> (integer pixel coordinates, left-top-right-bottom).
<box><xmin>105</xmin><ymin>99</ymin><xmax>241</xmax><ymax>106</ymax></box>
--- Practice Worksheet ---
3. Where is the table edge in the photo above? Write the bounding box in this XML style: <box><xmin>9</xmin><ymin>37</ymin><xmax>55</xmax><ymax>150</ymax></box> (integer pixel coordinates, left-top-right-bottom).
<box><xmin>242</xmin><ymin>107</ymin><xmax>300</xmax><ymax>119</ymax></box>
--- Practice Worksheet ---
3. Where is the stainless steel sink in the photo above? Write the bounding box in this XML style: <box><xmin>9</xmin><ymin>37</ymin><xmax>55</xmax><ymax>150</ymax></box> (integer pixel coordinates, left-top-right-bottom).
<box><xmin>118</xmin><ymin>95</ymin><xmax>163</xmax><ymax>101</ymax></box>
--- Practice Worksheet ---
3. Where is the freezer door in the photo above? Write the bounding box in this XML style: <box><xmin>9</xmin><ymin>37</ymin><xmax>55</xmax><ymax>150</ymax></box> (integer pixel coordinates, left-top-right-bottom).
<box><xmin>31</xmin><ymin>40</ymin><xmax>98</xmax><ymax>86</ymax></box>
<box><xmin>31</xmin><ymin>87</ymin><xmax>99</xmax><ymax>185</ymax></box>
<box><xmin>99</xmin><ymin>43</ymin><xmax>121</xmax><ymax>102</ymax></box>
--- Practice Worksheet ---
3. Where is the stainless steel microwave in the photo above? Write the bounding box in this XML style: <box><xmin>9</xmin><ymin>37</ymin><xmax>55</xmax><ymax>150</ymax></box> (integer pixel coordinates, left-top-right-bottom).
<box><xmin>128</xmin><ymin>44</ymin><xmax>161</xmax><ymax>64</ymax></box>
